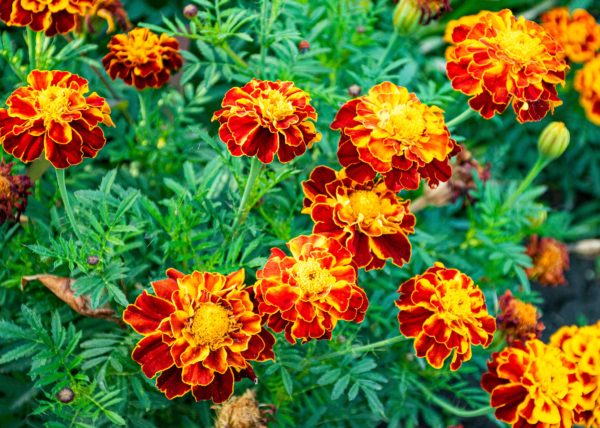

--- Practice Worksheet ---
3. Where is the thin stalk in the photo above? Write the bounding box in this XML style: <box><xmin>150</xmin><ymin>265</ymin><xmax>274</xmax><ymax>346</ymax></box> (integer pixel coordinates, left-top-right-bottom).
<box><xmin>55</xmin><ymin>168</ymin><xmax>82</xmax><ymax>241</ymax></box>
<box><xmin>446</xmin><ymin>107</ymin><xmax>475</xmax><ymax>128</ymax></box>
<box><xmin>316</xmin><ymin>335</ymin><xmax>408</xmax><ymax>361</ymax></box>
<box><xmin>414</xmin><ymin>382</ymin><xmax>493</xmax><ymax>418</ymax></box>
<box><xmin>230</xmin><ymin>157</ymin><xmax>262</xmax><ymax>238</ymax></box>
<box><xmin>503</xmin><ymin>156</ymin><xmax>550</xmax><ymax>209</ymax></box>
<box><xmin>377</xmin><ymin>31</ymin><xmax>399</xmax><ymax>68</ymax></box>
<box><xmin>26</xmin><ymin>28</ymin><xmax>36</xmax><ymax>71</ymax></box>
<box><xmin>221</xmin><ymin>42</ymin><xmax>249</xmax><ymax>68</ymax></box>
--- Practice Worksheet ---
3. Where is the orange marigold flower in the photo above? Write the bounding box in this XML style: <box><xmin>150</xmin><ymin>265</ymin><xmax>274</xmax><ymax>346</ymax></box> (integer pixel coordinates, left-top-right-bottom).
<box><xmin>497</xmin><ymin>290</ymin><xmax>544</xmax><ymax>345</ymax></box>
<box><xmin>123</xmin><ymin>268</ymin><xmax>275</xmax><ymax>403</ymax></box>
<box><xmin>332</xmin><ymin>82</ymin><xmax>458</xmax><ymax>192</ymax></box>
<box><xmin>102</xmin><ymin>27</ymin><xmax>183</xmax><ymax>90</ymax></box>
<box><xmin>0</xmin><ymin>70</ymin><xmax>114</xmax><ymax>169</ymax></box>
<box><xmin>254</xmin><ymin>234</ymin><xmax>368</xmax><ymax>344</ymax></box>
<box><xmin>212</xmin><ymin>79</ymin><xmax>321</xmax><ymax>164</ymax></box>
<box><xmin>0</xmin><ymin>0</ymin><xmax>94</xmax><ymax>36</ymax></box>
<box><xmin>550</xmin><ymin>321</ymin><xmax>600</xmax><ymax>428</ymax></box>
<box><xmin>302</xmin><ymin>166</ymin><xmax>416</xmax><ymax>270</ymax></box>
<box><xmin>525</xmin><ymin>235</ymin><xmax>570</xmax><ymax>286</ymax></box>
<box><xmin>481</xmin><ymin>339</ymin><xmax>582</xmax><ymax>427</ymax></box>
<box><xmin>446</xmin><ymin>9</ymin><xmax>568</xmax><ymax>123</ymax></box>
<box><xmin>0</xmin><ymin>160</ymin><xmax>32</xmax><ymax>224</ymax></box>
<box><xmin>541</xmin><ymin>8</ymin><xmax>600</xmax><ymax>64</ymax></box>
<box><xmin>575</xmin><ymin>55</ymin><xmax>600</xmax><ymax>126</ymax></box>
<box><xmin>83</xmin><ymin>0</ymin><xmax>131</xmax><ymax>34</ymax></box>
<box><xmin>443</xmin><ymin>11</ymin><xmax>486</xmax><ymax>43</ymax></box>
<box><xmin>395</xmin><ymin>262</ymin><xmax>496</xmax><ymax>370</ymax></box>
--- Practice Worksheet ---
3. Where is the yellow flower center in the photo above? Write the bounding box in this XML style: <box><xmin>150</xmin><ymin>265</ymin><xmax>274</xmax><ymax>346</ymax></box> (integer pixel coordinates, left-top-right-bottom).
<box><xmin>256</xmin><ymin>90</ymin><xmax>294</xmax><ymax>122</ymax></box>
<box><xmin>293</xmin><ymin>259</ymin><xmax>336</xmax><ymax>295</ymax></box>
<box><xmin>376</xmin><ymin>102</ymin><xmax>426</xmax><ymax>142</ymax></box>
<box><xmin>125</xmin><ymin>31</ymin><xmax>160</xmax><ymax>64</ymax></box>
<box><xmin>496</xmin><ymin>29</ymin><xmax>544</xmax><ymax>63</ymax></box>
<box><xmin>0</xmin><ymin>175</ymin><xmax>12</xmax><ymax>199</ymax></box>
<box><xmin>441</xmin><ymin>288</ymin><xmax>472</xmax><ymax>319</ymax></box>
<box><xmin>349</xmin><ymin>190</ymin><xmax>382</xmax><ymax>221</ymax></box>
<box><xmin>190</xmin><ymin>303</ymin><xmax>234</xmax><ymax>346</ymax></box>
<box><xmin>534</xmin><ymin>349</ymin><xmax>569</xmax><ymax>398</ymax></box>
<box><xmin>512</xmin><ymin>300</ymin><xmax>538</xmax><ymax>327</ymax></box>
<box><xmin>536</xmin><ymin>244</ymin><xmax>563</xmax><ymax>272</ymax></box>
<box><xmin>37</xmin><ymin>86</ymin><xmax>72</xmax><ymax>124</ymax></box>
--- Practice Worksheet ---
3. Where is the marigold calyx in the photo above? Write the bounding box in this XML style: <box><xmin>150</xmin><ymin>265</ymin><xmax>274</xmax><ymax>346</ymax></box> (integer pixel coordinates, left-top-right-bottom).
<box><xmin>538</xmin><ymin>121</ymin><xmax>570</xmax><ymax>160</ymax></box>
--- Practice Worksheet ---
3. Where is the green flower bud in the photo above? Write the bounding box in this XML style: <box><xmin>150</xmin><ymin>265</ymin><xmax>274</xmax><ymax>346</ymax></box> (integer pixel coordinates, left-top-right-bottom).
<box><xmin>538</xmin><ymin>122</ymin><xmax>570</xmax><ymax>160</ymax></box>
<box><xmin>393</xmin><ymin>0</ymin><xmax>421</xmax><ymax>35</ymax></box>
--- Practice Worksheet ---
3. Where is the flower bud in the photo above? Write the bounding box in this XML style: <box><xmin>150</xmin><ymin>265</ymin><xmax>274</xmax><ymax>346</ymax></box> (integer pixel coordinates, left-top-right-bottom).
<box><xmin>183</xmin><ymin>4</ymin><xmax>198</xmax><ymax>19</ymax></box>
<box><xmin>347</xmin><ymin>84</ymin><xmax>361</xmax><ymax>97</ymax></box>
<box><xmin>57</xmin><ymin>387</ymin><xmax>75</xmax><ymax>403</ymax></box>
<box><xmin>298</xmin><ymin>40</ymin><xmax>310</xmax><ymax>53</ymax></box>
<box><xmin>87</xmin><ymin>255</ymin><xmax>99</xmax><ymax>266</ymax></box>
<box><xmin>538</xmin><ymin>121</ymin><xmax>569</xmax><ymax>160</ymax></box>
<box><xmin>393</xmin><ymin>0</ymin><xmax>421</xmax><ymax>34</ymax></box>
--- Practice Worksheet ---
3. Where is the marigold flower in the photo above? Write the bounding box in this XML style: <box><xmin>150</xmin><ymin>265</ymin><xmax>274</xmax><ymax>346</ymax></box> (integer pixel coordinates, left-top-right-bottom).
<box><xmin>83</xmin><ymin>0</ymin><xmax>131</xmax><ymax>34</ymax></box>
<box><xmin>254</xmin><ymin>234</ymin><xmax>368</xmax><ymax>344</ymax></box>
<box><xmin>525</xmin><ymin>235</ymin><xmax>570</xmax><ymax>286</ymax></box>
<box><xmin>497</xmin><ymin>290</ymin><xmax>544</xmax><ymax>345</ymax></box>
<box><xmin>0</xmin><ymin>0</ymin><xmax>94</xmax><ymax>36</ymax></box>
<box><xmin>123</xmin><ymin>268</ymin><xmax>275</xmax><ymax>403</ymax></box>
<box><xmin>0</xmin><ymin>160</ymin><xmax>32</xmax><ymax>224</ymax></box>
<box><xmin>332</xmin><ymin>82</ymin><xmax>459</xmax><ymax>192</ymax></box>
<box><xmin>0</xmin><ymin>70</ymin><xmax>114</xmax><ymax>169</ymax></box>
<box><xmin>446</xmin><ymin>9</ymin><xmax>568</xmax><ymax>123</ymax></box>
<box><xmin>550</xmin><ymin>321</ymin><xmax>600</xmax><ymax>427</ymax></box>
<box><xmin>102</xmin><ymin>28</ymin><xmax>183</xmax><ymax>90</ymax></box>
<box><xmin>541</xmin><ymin>8</ymin><xmax>600</xmax><ymax>64</ymax></box>
<box><xmin>212</xmin><ymin>79</ymin><xmax>321</xmax><ymax>164</ymax></box>
<box><xmin>575</xmin><ymin>55</ymin><xmax>600</xmax><ymax>126</ymax></box>
<box><xmin>395</xmin><ymin>263</ymin><xmax>496</xmax><ymax>370</ymax></box>
<box><xmin>394</xmin><ymin>0</ymin><xmax>451</xmax><ymax>33</ymax></box>
<box><xmin>302</xmin><ymin>166</ymin><xmax>416</xmax><ymax>270</ymax></box>
<box><xmin>481</xmin><ymin>339</ymin><xmax>582</xmax><ymax>427</ymax></box>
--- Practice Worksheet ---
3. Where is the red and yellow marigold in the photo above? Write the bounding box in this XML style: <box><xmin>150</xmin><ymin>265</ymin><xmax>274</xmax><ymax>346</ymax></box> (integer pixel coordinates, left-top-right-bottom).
<box><xmin>525</xmin><ymin>235</ymin><xmax>570</xmax><ymax>286</ymax></box>
<box><xmin>575</xmin><ymin>55</ymin><xmax>600</xmax><ymax>126</ymax></box>
<box><xmin>254</xmin><ymin>234</ymin><xmax>368</xmax><ymax>344</ymax></box>
<box><xmin>102</xmin><ymin>27</ymin><xmax>183</xmax><ymax>90</ymax></box>
<box><xmin>0</xmin><ymin>0</ymin><xmax>94</xmax><ymax>36</ymax></box>
<box><xmin>446</xmin><ymin>9</ymin><xmax>568</xmax><ymax>123</ymax></box>
<box><xmin>332</xmin><ymin>82</ymin><xmax>459</xmax><ymax>191</ymax></box>
<box><xmin>497</xmin><ymin>290</ymin><xmax>544</xmax><ymax>345</ymax></box>
<box><xmin>212</xmin><ymin>79</ymin><xmax>321</xmax><ymax>164</ymax></box>
<box><xmin>302</xmin><ymin>166</ymin><xmax>415</xmax><ymax>270</ymax></box>
<box><xmin>395</xmin><ymin>263</ymin><xmax>496</xmax><ymax>370</ymax></box>
<box><xmin>481</xmin><ymin>339</ymin><xmax>582</xmax><ymax>427</ymax></box>
<box><xmin>550</xmin><ymin>321</ymin><xmax>600</xmax><ymax>428</ymax></box>
<box><xmin>541</xmin><ymin>8</ymin><xmax>600</xmax><ymax>64</ymax></box>
<box><xmin>0</xmin><ymin>70</ymin><xmax>114</xmax><ymax>169</ymax></box>
<box><xmin>123</xmin><ymin>268</ymin><xmax>275</xmax><ymax>403</ymax></box>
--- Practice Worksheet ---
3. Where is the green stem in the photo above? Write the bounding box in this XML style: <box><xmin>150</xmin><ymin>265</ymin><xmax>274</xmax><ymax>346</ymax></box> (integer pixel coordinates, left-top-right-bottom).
<box><xmin>446</xmin><ymin>107</ymin><xmax>475</xmax><ymax>128</ymax></box>
<box><xmin>55</xmin><ymin>168</ymin><xmax>82</xmax><ymax>241</ymax></box>
<box><xmin>316</xmin><ymin>335</ymin><xmax>408</xmax><ymax>361</ymax></box>
<box><xmin>229</xmin><ymin>157</ymin><xmax>263</xmax><ymax>241</ymax></box>
<box><xmin>414</xmin><ymin>382</ymin><xmax>493</xmax><ymax>418</ymax></box>
<box><xmin>503</xmin><ymin>156</ymin><xmax>550</xmax><ymax>209</ymax></box>
<box><xmin>26</xmin><ymin>28</ymin><xmax>36</xmax><ymax>71</ymax></box>
<box><xmin>221</xmin><ymin>42</ymin><xmax>249</xmax><ymax>68</ymax></box>
<box><xmin>377</xmin><ymin>31</ymin><xmax>399</xmax><ymax>68</ymax></box>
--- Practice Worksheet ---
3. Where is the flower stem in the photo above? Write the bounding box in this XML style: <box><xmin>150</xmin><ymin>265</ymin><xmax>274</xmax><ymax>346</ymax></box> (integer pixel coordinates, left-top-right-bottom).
<box><xmin>26</xmin><ymin>28</ymin><xmax>36</xmax><ymax>71</ymax></box>
<box><xmin>55</xmin><ymin>168</ymin><xmax>82</xmax><ymax>241</ymax></box>
<box><xmin>316</xmin><ymin>335</ymin><xmax>408</xmax><ymax>361</ymax></box>
<box><xmin>377</xmin><ymin>31</ymin><xmax>399</xmax><ymax>68</ymax></box>
<box><xmin>413</xmin><ymin>382</ymin><xmax>493</xmax><ymax>418</ymax></box>
<box><xmin>229</xmin><ymin>157</ymin><xmax>263</xmax><ymax>243</ymax></box>
<box><xmin>446</xmin><ymin>107</ymin><xmax>475</xmax><ymax>128</ymax></box>
<box><xmin>221</xmin><ymin>42</ymin><xmax>249</xmax><ymax>68</ymax></box>
<box><xmin>503</xmin><ymin>156</ymin><xmax>550</xmax><ymax>210</ymax></box>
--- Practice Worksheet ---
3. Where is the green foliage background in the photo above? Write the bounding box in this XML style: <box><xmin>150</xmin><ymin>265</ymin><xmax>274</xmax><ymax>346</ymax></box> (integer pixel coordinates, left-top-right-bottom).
<box><xmin>1</xmin><ymin>0</ymin><xmax>599</xmax><ymax>427</ymax></box>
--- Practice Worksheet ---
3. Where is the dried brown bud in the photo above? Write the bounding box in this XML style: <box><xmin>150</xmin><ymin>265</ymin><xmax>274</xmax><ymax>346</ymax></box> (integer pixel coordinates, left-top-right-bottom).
<box><xmin>57</xmin><ymin>387</ymin><xmax>75</xmax><ymax>403</ymax></box>
<box><xmin>213</xmin><ymin>389</ymin><xmax>272</xmax><ymax>428</ymax></box>
<box><xmin>183</xmin><ymin>4</ymin><xmax>198</xmax><ymax>19</ymax></box>
<box><xmin>347</xmin><ymin>84</ymin><xmax>361</xmax><ymax>97</ymax></box>
<box><xmin>87</xmin><ymin>255</ymin><xmax>100</xmax><ymax>266</ymax></box>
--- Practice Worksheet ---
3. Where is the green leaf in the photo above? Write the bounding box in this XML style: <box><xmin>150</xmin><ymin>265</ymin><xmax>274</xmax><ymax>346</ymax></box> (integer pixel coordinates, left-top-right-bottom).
<box><xmin>331</xmin><ymin>374</ymin><xmax>350</xmax><ymax>400</ymax></box>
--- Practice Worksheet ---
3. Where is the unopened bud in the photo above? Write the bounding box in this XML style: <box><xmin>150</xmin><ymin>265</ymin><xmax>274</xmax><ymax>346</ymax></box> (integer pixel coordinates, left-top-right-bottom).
<box><xmin>393</xmin><ymin>0</ymin><xmax>421</xmax><ymax>34</ymax></box>
<box><xmin>87</xmin><ymin>255</ymin><xmax>99</xmax><ymax>266</ymax></box>
<box><xmin>183</xmin><ymin>4</ymin><xmax>198</xmax><ymax>19</ymax></box>
<box><xmin>348</xmin><ymin>84</ymin><xmax>361</xmax><ymax>97</ymax></box>
<box><xmin>356</xmin><ymin>25</ymin><xmax>366</xmax><ymax>34</ymax></box>
<box><xmin>538</xmin><ymin>122</ymin><xmax>569</xmax><ymax>160</ymax></box>
<box><xmin>57</xmin><ymin>387</ymin><xmax>75</xmax><ymax>403</ymax></box>
<box><xmin>298</xmin><ymin>40</ymin><xmax>310</xmax><ymax>53</ymax></box>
